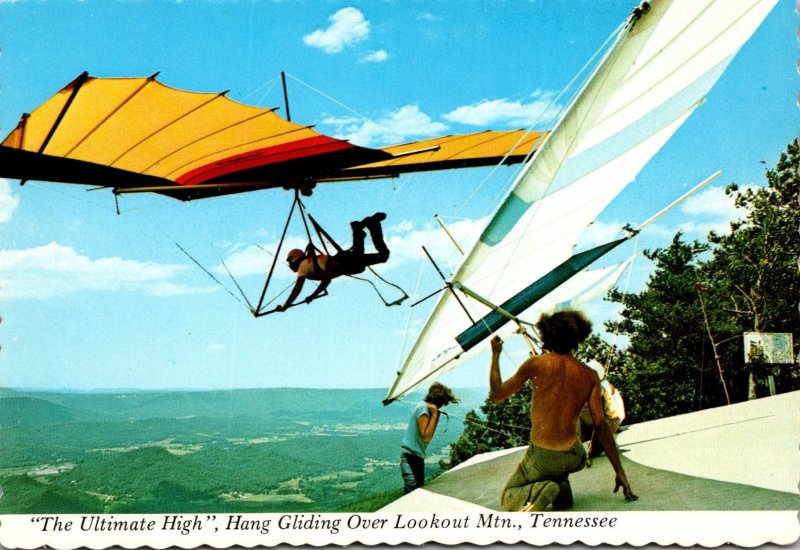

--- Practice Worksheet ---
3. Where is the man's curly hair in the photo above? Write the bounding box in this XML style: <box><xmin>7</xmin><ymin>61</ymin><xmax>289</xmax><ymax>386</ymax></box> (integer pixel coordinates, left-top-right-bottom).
<box><xmin>536</xmin><ymin>310</ymin><xmax>592</xmax><ymax>353</ymax></box>
<box><xmin>424</xmin><ymin>382</ymin><xmax>459</xmax><ymax>407</ymax></box>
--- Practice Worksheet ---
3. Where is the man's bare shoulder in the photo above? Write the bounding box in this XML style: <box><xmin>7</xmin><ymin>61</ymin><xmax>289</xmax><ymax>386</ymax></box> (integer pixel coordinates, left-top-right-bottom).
<box><xmin>521</xmin><ymin>352</ymin><xmax>562</xmax><ymax>373</ymax></box>
<box><xmin>529</xmin><ymin>353</ymin><xmax>599</xmax><ymax>381</ymax></box>
<box><xmin>298</xmin><ymin>255</ymin><xmax>331</xmax><ymax>277</ymax></box>
<box><xmin>526</xmin><ymin>352</ymin><xmax>570</xmax><ymax>366</ymax></box>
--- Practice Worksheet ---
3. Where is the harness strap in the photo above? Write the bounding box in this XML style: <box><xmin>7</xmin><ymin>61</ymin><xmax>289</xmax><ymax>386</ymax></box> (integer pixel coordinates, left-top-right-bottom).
<box><xmin>295</xmin><ymin>199</ymin><xmax>324</xmax><ymax>273</ymax></box>
<box><xmin>308</xmin><ymin>213</ymin><xmax>345</xmax><ymax>254</ymax></box>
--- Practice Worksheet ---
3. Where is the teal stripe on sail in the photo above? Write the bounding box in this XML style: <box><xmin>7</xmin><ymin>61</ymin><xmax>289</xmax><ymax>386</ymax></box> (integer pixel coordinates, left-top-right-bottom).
<box><xmin>455</xmin><ymin>237</ymin><xmax>628</xmax><ymax>351</ymax></box>
<box><xmin>480</xmin><ymin>54</ymin><xmax>732</xmax><ymax>247</ymax></box>
<box><xmin>480</xmin><ymin>193</ymin><xmax>529</xmax><ymax>248</ymax></box>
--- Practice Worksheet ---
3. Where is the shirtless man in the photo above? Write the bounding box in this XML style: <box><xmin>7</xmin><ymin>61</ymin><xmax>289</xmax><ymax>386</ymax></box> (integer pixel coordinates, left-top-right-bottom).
<box><xmin>275</xmin><ymin>212</ymin><xmax>390</xmax><ymax>312</ymax></box>
<box><xmin>488</xmin><ymin>310</ymin><xmax>637</xmax><ymax>511</ymax></box>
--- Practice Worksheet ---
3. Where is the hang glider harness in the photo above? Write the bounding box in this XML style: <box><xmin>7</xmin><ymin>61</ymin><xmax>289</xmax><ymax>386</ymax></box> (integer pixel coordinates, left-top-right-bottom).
<box><xmin>176</xmin><ymin>189</ymin><xmax>408</xmax><ymax>317</ymax></box>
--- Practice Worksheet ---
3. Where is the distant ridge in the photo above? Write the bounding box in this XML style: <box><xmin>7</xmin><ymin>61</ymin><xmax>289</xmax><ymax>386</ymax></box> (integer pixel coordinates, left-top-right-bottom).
<box><xmin>0</xmin><ymin>396</ymin><xmax>99</xmax><ymax>427</ymax></box>
<box><xmin>0</xmin><ymin>387</ymin><xmax>488</xmax><ymax>421</ymax></box>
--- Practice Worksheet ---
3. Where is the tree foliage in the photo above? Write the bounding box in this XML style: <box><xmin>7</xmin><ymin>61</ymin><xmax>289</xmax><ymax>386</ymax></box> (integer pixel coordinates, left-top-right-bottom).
<box><xmin>446</xmin><ymin>382</ymin><xmax>531</xmax><ymax>468</ymax></box>
<box><xmin>707</xmin><ymin>143</ymin><xmax>799</xmax><ymax>329</ymax></box>
<box><xmin>610</xmin><ymin>140</ymin><xmax>800</xmax><ymax>420</ymax></box>
<box><xmin>703</xmin><ymin>139</ymin><xmax>800</xmax><ymax>393</ymax></box>
<box><xmin>606</xmin><ymin>235</ymin><xmax>736</xmax><ymax>421</ymax></box>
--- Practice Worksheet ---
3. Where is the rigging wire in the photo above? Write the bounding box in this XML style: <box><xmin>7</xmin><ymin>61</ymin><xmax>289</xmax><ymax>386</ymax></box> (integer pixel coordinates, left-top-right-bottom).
<box><xmin>438</xmin><ymin>19</ymin><xmax>622</xmax><ymax>366</ymax></box>
<box><xmin>282</xmin><ymin>70</ymin><xmax>430</xmax><ymax>197</ymax></box>
<box><xmin>394</xmin><ymin>258</ymin><xmax>429</xmax><ymax>377</ymax></box>
<box><xmin>240</xmin><ymin>74</ymin><xmax>282</xmax><ymax>106</ymax></box>
<box><xmin>485</xmin><ymin>25</ymin><xmax>626</xmax><ymax>305</ymax></box>
<box><xmin>173</xmin><ymin>241</ymin><xmax>243</xmax><ymax>305</ymax></box>
<box><xmin>390</xmin><ymin>20</ymin><xmax>629</xmax><ymax>400</ymax></box>
<box><xmin>15</xmin><ymin>181</ymin><xmax>257</xmax><ymax>311</ymax></box>
<box><xmin>422</xmin><ymin>19</ymin><xmax>628</xmax><ymax>339</ymax></box>
<box><xmin>272</xmin><ymin>72</ymin><xmax>413</xmax><ymax>306</ymax></box>
<box><xmin>283</xmin><ymin>71</ymin><xmax>380</xmax><ymax>128</ymax></box>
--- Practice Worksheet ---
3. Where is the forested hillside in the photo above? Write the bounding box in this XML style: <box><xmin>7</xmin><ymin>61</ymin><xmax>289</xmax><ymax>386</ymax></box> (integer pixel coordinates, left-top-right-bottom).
<box><xmin>0</xmin><ymin>387</ymin><xmax>484</xmax><ymax>513</ymax></box>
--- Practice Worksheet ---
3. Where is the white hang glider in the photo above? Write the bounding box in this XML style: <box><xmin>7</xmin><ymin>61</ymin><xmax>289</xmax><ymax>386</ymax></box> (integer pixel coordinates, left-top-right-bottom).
<box><xmin>384</xmin><ymin>0</ymin><xmax>779</xmax><ymax>404</ymax></box>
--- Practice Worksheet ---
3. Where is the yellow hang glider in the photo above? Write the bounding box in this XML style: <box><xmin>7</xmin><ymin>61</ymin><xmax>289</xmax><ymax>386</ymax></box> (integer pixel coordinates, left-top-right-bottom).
<box><xmin>0</xmin><ymin>72</ymin><xmax>547</xmax><ymax>316</ymax></box>
<box><xmin>0</xmin><ymin>72</ymin><xmax>543</xmax><ymax>200</ymax></box>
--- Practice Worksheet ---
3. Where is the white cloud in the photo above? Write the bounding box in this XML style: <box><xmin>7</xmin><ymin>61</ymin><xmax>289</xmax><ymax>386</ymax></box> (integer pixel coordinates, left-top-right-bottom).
<box><xmin>576</xmin><ymin>220</ymin><xmax>628</xmax><ymax>249</ymax></box>
<box><xmin>443</xmin><ymin>90</ymin><xmax>562</xmax><ymax>128</ymax></box>
<box><xmin>0</xmin><ymin>242</ymin><xmax>200</xmax><ymax>299</ymax></box>
<box><xmin>574</xmin><ymin>186</ymin><xmax>752</xmax><ymax>252</ymax></box>
<box><xmin>329</xmin><ymin>104</ymin><xmax>448</xmax><ymax>147</ymax></box>
<box><xmin>644</xmin><ymin>185</ymin><xmax>752</xmax><ymax>239</ymax></box>
<box><xmin>0</xmin><ymin>179</ymin><xmax>20</xmax><ymax>223</ymax></box>
<box><xmin>634</xmin><ymin>222</ymin><xmax>677</xmax><ymax>241</ymax></box>
<box><xmin>383</xmin><ymin>216</ymin><xmax>486</xmax><ymax>272</ymax></box>
<box><xmin>675</xmin><ymin>219</ymin><xmax>736</xmax><ymax>238</ymax></box>
<box><xmin>321</xmin><ymin>115</ymin><xmax>360</xmax><ymax>127</ymax></box>
<box><xmin>361</xmin><ymin>50</ymin><xmax>388</xmax><ymax>63</ymax></box>
<box><xmin>208</xmin><ymin>343</ymin><xmax>225</xmax><ymax>352</ymax></box>
<box><xmin>149</xmin><ymin>281</ymin><xmax>215</xmax><ymax>297</ymax></box>
<box><xmin>303</xmin><ymin>7</ymin><xmax>369</xmax><ymax>54</ymax></box>
<box><xmin>217</xmin><ymin>236</ymin><xmax>309</xmax><ymax>279</ymax></box>
<box><xmin>417</xmin><ymin>12</ymin><xmax>439</xmax><ymax>22</ymax></box>
<box><xmin>680</xmin><ymin>185</ymin><xmax>748</xmax><ymax>221</ymax></box>
<box><xmin>389</xmin><ymin>220</ymin><xmax>415</xmax><ymax>233</ymax></box>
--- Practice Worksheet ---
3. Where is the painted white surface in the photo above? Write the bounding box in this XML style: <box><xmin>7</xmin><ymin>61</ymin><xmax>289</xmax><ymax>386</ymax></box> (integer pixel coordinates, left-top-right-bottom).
<box><xmin>617</xmin><ymin>391</ymin><xmax>800</xmax><ymax>494</ymax></box>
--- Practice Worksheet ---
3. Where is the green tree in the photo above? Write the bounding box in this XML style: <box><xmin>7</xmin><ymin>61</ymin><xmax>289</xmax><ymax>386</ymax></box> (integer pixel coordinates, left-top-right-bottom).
<box><xmin>606</xmin><ymin>234</ymin><xmax>735</xmax><ymax>420</ymax></box>
<box><xmin>446</xmin><ymin>382</ymin><xmax>531</xmax><ymax>468</ymax></box>
<box><xmin>609</xmin><ymin>141</ymin><xmax>800</xmax><ymax>418</ymax></box>
<box><xmin>704</xmin><ymin>139</ymin><xmax>800</xmax><ymax>395</ymax></box>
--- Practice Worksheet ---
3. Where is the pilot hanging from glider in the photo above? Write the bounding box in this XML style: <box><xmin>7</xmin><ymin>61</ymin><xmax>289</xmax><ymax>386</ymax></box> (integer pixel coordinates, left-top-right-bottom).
<box><xmin>275</xmin><ymin>212</ymin><xmax>390</xmax><ymax>312</ymax></box>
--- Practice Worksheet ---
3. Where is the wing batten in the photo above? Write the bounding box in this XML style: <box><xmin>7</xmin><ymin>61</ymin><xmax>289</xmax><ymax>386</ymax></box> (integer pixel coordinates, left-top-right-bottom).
<box><xmin>148</xmin><ymin>109</ymin><xmax>282</xmax><ymax>176</ymax></box>
<box><xmin>64</xmin><ymin>75</ymin><xmax>157</xmax><ymax>159</ymax></box>
<box><xmin>165</xmin><ymin>125</ymin><xmax>317</xmax><ymax>183</ymax></box>
<box><xmin>37</xmin><ymin>71</ymin><xmax>90</xmax><ymax>156</ymax></box>
<box><xmin>108</xmin><ymin>90</ymin><xmax>231</xmax><ymax>168</ymax></box>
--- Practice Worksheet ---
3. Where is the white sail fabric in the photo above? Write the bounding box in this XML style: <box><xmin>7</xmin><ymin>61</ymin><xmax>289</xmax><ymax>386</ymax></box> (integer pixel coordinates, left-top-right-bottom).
<box><xmin>539</xmin><ymin>257</ymin><xmax>633</xmax><ymax>314</ymax></box>
<box><xmin>385</xmin><ymin>0</ymin><xmax>778</xmax><ymax>403</ymax></box>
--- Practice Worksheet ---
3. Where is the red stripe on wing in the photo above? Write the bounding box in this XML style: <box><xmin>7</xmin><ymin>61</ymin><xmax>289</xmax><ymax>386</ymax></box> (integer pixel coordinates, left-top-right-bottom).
<box><xmin>175</xmin><ymin>135</ymin><xmax>357</xmax><ymax>186</ymax></box>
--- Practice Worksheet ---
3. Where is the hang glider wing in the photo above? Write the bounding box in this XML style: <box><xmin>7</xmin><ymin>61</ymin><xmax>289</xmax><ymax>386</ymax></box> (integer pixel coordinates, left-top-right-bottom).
<box><xmin>0</xmin><ymin>72</ymin><xmax>541</xmax><ymax>200</ymax></box>
<box><xmin>384</xmin><ymin>0</ymin><xmax>778</xmax><ymax>404</ymax></box>
<box><xmin>324</xmin><ymin>130</ymin><xmax>545</xmax><ymax>181</ymax></box>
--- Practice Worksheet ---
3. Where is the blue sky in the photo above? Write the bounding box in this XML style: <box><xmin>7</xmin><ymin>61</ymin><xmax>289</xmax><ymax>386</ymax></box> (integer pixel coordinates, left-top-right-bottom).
<box><xmin>0</xmin><ymin>1</ymin><xmax>797</xmax><ymax>392</ymax></box>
